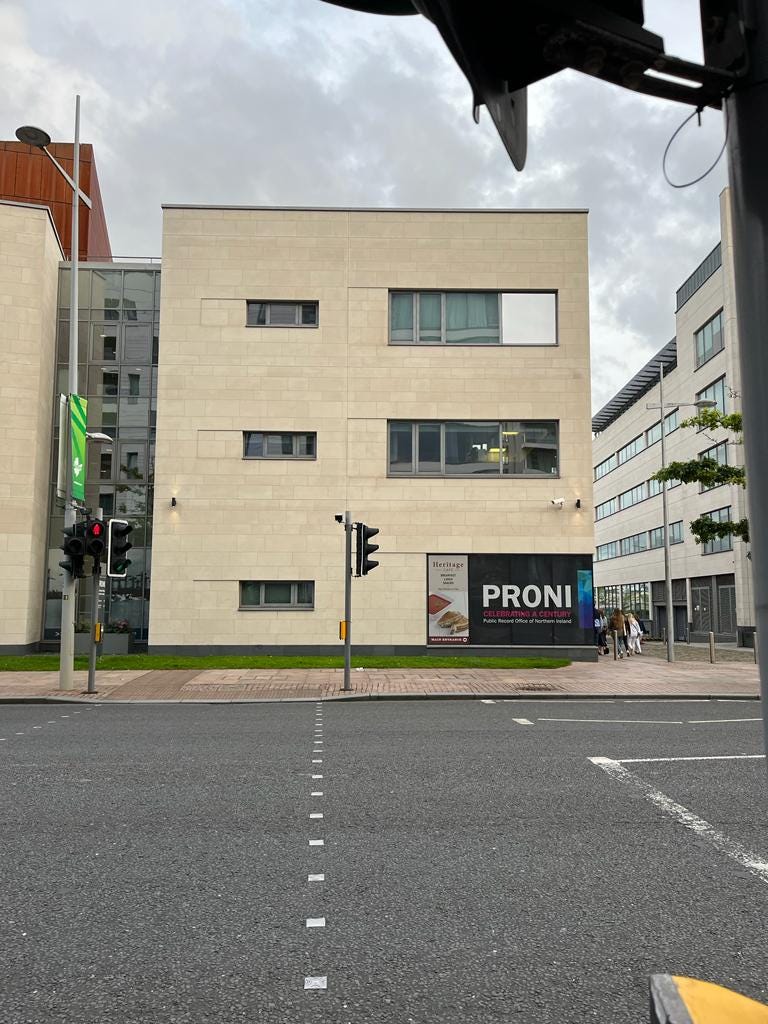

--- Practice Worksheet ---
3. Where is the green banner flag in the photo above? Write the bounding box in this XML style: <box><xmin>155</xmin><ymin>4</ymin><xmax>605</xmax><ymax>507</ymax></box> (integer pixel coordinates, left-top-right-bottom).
<box><xmin>70</xmin><ymin>394</ymin><xmax>87</xmax><ymax>502</ymax></box>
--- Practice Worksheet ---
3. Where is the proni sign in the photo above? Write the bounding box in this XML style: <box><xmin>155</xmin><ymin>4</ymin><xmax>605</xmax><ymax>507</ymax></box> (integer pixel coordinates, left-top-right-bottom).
<box><xmin>427</xmin><ymin>553</ymin><xmax>593</xmax><ymax>647</ymax></box>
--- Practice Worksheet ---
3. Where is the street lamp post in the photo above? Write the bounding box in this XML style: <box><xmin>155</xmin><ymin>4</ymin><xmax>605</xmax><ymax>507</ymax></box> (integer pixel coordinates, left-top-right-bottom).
<box><xmin>17</xmin><ymin>98</ymin><xmax>92</xmax><ymax>691</ymax></box>
<box><xmin>647</xmin><ymin>369</ymin><xmax>716</xmax><ymax>663</ymax></box>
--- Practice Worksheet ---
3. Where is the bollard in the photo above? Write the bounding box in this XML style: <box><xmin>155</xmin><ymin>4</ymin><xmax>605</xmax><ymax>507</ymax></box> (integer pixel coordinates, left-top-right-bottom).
<box><xmin>708</xmin><ymin>631</ymin><xmax>716</xmax><ymax>664</ymax></box>
<box><xmin>612</xmin><ymin>629</ymin><xmax>618</xmax><ymax>661</ymax></box>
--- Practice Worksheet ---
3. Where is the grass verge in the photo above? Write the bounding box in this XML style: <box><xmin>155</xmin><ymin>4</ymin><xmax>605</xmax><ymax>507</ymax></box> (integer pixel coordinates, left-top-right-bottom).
<box><xmin>0</xmin><ymin>654</ymin><xmax>571</xmax><ymax>672</ymax></box>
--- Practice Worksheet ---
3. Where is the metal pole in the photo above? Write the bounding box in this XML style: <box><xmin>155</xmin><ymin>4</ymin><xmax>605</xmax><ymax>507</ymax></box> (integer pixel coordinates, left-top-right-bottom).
<box><xmin>708</xmin><ymin>631</ymin><xmax>716</xmax><ymax>664</ymax></box>
<box><xmin>659</xmin><ymin>363</ymin><xmax>674</xmax><ymax>663</ymax></box>
<box><xmin>725</xmin><ymin>12</ymin><xmax>768</xmax><ymax>770</ymax></box>
<box><xmin>343</xmin><ymin>510</ymin><xmax>352</xmax><ymax>692</ymax></box>
<box><xmin>59</xmin><ymin>95</ymin><xmax>81</xmax><ymax>692</ymax></box>
<box><xmin>86</xmin><ymin>567</ymin><xmax>99</xmax><ymax>694</ymax></box>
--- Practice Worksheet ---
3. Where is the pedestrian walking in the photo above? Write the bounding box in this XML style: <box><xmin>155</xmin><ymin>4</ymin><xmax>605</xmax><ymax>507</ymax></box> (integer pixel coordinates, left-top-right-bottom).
<box><xmin>627</xmin><ymin>612</ymin><xmax>643</xmax><ymax>654</ymax></box>
<box><xmin>609</xmin><ymin>608</ymin><xmax>627</xmax><ymax>658</ymax></box>
<box><xmin>594</xmin><ymin>608</ymin><xmax>609</xmax><ymax>654</ymax></box>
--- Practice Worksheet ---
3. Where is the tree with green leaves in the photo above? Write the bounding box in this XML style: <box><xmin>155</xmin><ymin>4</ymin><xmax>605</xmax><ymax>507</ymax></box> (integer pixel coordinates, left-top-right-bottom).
<box><xmin>652</xmin><ymin>407</ymin><xmax>749</xmax><ymax>546</ymax></box>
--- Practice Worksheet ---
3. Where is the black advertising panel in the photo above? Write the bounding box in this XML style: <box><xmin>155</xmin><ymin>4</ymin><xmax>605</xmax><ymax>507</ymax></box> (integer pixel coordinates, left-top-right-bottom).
<box><xmin>427</xmin><ymin>553</ymin><xmax>594</xmax><ymax>647</ymax></box>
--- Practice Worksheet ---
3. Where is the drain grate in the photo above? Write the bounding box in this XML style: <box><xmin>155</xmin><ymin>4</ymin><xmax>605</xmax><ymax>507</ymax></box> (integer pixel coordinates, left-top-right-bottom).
<box><xmin>513</xmin><ymin>682</ymin><xmax>561</xmax><ymax>692</ymax></box>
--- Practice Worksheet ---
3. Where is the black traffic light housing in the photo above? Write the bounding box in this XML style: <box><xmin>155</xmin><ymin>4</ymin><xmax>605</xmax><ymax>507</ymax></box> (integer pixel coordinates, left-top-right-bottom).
<box><xmin>107</xmin><ymin>519</ymin><xmax>133</xmax><ymax>579</ymax></box>
<box><xmin>59</xmin><ymin>522</ymin><xmax>86</xmax><ymax>578</ymax></box>
<box><xmin>355</xmin><ymin>523</ymin><xmax>380</xmax><ymax>576</ymax></box>
<box><xmin>85</xmin><ymin>519</ymin><xmax>106</xmax><ymax>564</ymax></box>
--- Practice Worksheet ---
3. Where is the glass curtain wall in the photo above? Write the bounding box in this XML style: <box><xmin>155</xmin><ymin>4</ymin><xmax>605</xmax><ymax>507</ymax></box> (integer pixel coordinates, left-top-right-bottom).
<box><xmin>44</xmin><ymin>266</ymin><xmax>160</xmax><ymax>643</ymax></box>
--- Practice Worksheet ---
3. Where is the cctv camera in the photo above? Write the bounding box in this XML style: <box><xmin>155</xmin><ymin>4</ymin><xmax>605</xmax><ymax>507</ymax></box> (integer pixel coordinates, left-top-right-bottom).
<box><xmin>551</xmin><ymin>497</ymin><xmax>565</xmax><ymax>507</ymax></box>
<box><xmin>334</xmin><ymin>514</ymin><xmax>344</xmax><ymax>523</ymax></box>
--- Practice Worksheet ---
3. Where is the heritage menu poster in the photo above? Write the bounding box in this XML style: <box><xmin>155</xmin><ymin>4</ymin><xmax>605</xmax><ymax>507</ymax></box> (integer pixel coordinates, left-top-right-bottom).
<box><xmin>427</xmin><ymin>555</ymin><xmax>470</xmax><ymax>644</ymax></box>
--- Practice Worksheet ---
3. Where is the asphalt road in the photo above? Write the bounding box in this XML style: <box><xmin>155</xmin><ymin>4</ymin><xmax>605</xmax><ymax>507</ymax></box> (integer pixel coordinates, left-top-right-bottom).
<box><xmin>1</xmin><ymin>698</ymin><xmax>766</xmax><ymax>1023</ymax></box>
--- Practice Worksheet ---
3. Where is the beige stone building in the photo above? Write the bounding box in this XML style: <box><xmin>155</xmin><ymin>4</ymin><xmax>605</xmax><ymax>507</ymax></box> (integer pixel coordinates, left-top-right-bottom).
<box><xmin>149</xmin><ymin>206</ymin><xmax>595</xmax><ymax>656</ymax></box>
<box><xmin>592</xmin><ymin>190</ymin><xmax>753</xmax><ymax>646</ymax></box>
<box><xmin>0</xmin><ymin>201</ymin><xmax>62</xmax><ymax>651</ymax></box>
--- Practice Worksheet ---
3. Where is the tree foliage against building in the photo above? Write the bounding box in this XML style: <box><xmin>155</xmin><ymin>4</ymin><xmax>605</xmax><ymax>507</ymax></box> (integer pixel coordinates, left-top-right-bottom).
<box><xmin>652</xmin><ymin>408</ymin><xmax>749</xmax><ymax>545</ymax></box>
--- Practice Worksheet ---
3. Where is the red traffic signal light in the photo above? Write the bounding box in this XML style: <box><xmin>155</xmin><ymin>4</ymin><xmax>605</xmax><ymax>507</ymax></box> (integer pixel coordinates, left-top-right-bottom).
<box><xmin>85</xmin><ymin>519</ymin><xmax>106</xmax><ymax>560</ymax></box>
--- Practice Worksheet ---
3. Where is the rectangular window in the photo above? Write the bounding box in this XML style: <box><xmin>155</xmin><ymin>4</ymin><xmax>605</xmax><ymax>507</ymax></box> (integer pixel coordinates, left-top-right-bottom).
<box><xmin>595</xmin><ymin>541</ymin><xmax>619</xmax><ymax>562</ymax></box>
<box><xmin>239</xmin><ymin>581</ymin><xmax>315</xmax><ymax>609</ymax></box>
<box><xmin>619</xmin><ymin>532</ymin><xmax>648</xmax><ymax>557</ymax></box>
<box><xmin>646</xmin><ymin>421</ymin><xmax>662</xmax><ymax>446</ymax></box>
<box><xmin>649</xmin><ymin>526</ymin><xmax>665</xmax><ymax>549</ymax></box>
<box><xmin>694</xmin><ymin>309</ymin><xmax>724</xmax><ymax>369</ymax></box>
<box><xmin>664</xmin><ymin>409</ymin><xmax>678</xmax><ymax>434</ymax></box>
<box><xmin>595</xmin><ymin>497</ymin><xmax>617</xmax><ymax>521</ymax></box>
<box><xmin>696</xmin><ymin>376</ymin><xmax>727</xmax><ymax>420</ymax></box>
<box><xmin>594</xmin><ymin>454</ymin><xmax>617</xmax><ymax>480</ymax></box>
<box><xmin>670</xmin><ymin>520</ymin><xmax>684</xmax><ymax>544</ymax></box>
<box><xmin>618</xmin><ymin>482</ymin><xmax>647</xmax><ymax>511</ymax></box>
<box><xmin>648</xmin><ymin>477</ymin><xmax>664</xmax><ymax>497</ymax></box>
<box><xmin>388</xmin><ymin>291</ymin><xmax>556</xmax><ymax>345</ymax></box>
<box><xmin>388</xmin><ymin>421</ymin><xmax>559</xmax><ymax>477</ymax></box>
<box><xmin>243</xmin><ymin>432</ymin><xmax>317</xmax><ymax>459</ymax></box>
<box><xmin>246</xmin><ymin>301</ymin><xmax>318</xmax><ymax>327</ymax></box>
<box><xmin>699</xmin><ymin>441</ymin><xmax>728</xmax><ymax>492</ymax></box>
<box><xmin>702</xmin><ymin>506</ymin><xmax>733</xmax><ymax>554</ymax></box>
<box><xmin>617</xmin><ymin>434</ymin><xmax>645</xmax><ymax>466</ymax></box>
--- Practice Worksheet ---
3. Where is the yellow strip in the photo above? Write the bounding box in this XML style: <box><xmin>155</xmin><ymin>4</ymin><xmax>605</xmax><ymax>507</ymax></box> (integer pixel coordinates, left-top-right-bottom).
<box><xmin>674</xmin><ymin>976</ymin><xmax>768</xmax><ymax>1023</ymax></box>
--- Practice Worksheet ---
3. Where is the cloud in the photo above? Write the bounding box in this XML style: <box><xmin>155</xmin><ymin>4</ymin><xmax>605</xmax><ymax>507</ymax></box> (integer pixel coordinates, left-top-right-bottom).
<box><xmin>1</xmin><ymin>0</ymin><xmax>727</xmax><ymax>411</ymax></box>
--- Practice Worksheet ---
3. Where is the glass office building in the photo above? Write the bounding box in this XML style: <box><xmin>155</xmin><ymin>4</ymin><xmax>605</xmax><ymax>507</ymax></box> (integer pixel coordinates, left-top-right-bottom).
<box><xmin>43</xmin><ymin>264</ymin><xmax>160</xmax><ymax>644</ymax></box>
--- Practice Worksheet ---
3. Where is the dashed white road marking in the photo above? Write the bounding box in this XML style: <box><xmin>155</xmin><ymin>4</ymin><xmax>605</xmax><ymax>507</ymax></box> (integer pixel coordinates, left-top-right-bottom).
<box><xmin>311</xmin><ymin>791</ymin><xmax>323</xmax><ymax>796</ymax></box>
<box><xmin>539</xmin><ymin>718</ymin><xmax>684</xmax><ymax>724</ymax></box>
<box><xmin>480</xmin><ymin>699</ymin><xmax>496</xmax><ymax>704</ymax></box>
<box><xmin>33</xmin><ymin>726</ymin><xmax>42</xmax><ymax>730</ymax></box>
<box><xmin>308</xmin><ymin>873</ymin><xmax>325</xmax><ymax>882</ymax></box>
<box><xmin>616</xmin><ymin>754</ymin><xmax>766</xmax><ymax>764</ymax></box>
<box><xmin>0</xmin><ymin>738</ymin><xmax>6</xmax><ymax>742</ymax></box>
<box><xmin>15</xmin><ymin>732</ymin><xmax>24</xmax><ymax>736</ymax></box>
<box><xmin>687</xmin><ymin>718</ymin><xmax>762</xmax><ymax>724</ymax></box>
<box><xmin>304</xmin><ymin>976</ymin><xmax>327</xmax><ymax>990</ymax></box>
<box><xmin>309</xmin><ymin>839</ymin><xmax>324</xmax><ymax>847</ymax></box>
<box><xmin>310</xmin><ymin>813</ymin><xmax>323</xmax><ymax>819</ymax></box>
<box><xmin>306</xmin><ymin>917</ymin><xmax>326</xmax><ymax>928</ymax></box>
<box><xmin>590</xmin><ymin>756</ymin><xmax>768</xmax><ymax>886</ymax></box>
<box><xmin>312</xmin><ymin>759</ymin><xmax>322</xmax><ymax>764</ymax></box>
<box><xmin>512</xmin><ymin>718</ymin><xmax>533</xmax><ymax>726</ymax></box>
<box><xmin>312</xmin><ymin>774</ymin><xmax>323</xmax><ymax>779</ymax></box>
<box><xmin>47</xmin><ymin>721</ymin><xmax>56</xmax><ymax>724</ymax></box>
<box><xmin>60</xmin><ymin>715</ymin><xmax>69</xmax><ymax>718</ymax></box>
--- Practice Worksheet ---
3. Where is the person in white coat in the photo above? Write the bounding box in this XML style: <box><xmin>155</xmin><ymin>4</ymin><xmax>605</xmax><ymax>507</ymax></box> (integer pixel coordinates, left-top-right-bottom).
<box><xmin>627</xmin><ymin>612</ymin><xmax>643</xmax><ymax>654</ymax></box>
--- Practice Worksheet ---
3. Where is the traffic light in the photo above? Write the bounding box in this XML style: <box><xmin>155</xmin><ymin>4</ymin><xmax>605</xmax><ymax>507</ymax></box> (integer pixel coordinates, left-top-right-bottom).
<box><xmin>85</xmin><ymin>519</ymin><xmax>106</xmax><ymax>563</ymax></box>
<box><xmin>107</xmin><ymin>519</ymin><xmax>133</xmax><ymax>579</ymax></box>
<box><xmin>60</xmin><ymin>522</ymin><xmax>86</xmax><ymax>578</ymax></box>
<box><xmin>355</xmin><ymin>523</ymin><xmax>379</xmax><ymax>576</ymax></box>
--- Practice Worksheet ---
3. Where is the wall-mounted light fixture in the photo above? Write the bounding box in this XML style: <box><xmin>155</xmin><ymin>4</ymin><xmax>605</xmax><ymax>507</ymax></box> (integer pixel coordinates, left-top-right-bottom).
<box><xmin>575</xmin><ymin>499</ymin><xmax>582</xmax><ymax>509</ymax></box>
<box><xmin>170</xmin><ymin>497</ymin><xmax>177</xmax><ymax>508</ymax></box>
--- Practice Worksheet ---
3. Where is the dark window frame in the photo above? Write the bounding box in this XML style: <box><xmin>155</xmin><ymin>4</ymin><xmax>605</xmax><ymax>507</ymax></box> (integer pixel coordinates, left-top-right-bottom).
<box><xmin>246</xmin><ymin>300</ymin><xmax>319</xmax><ymax>328</ymax></box>
<box><xmin>243</xmin><ymin>431</ymin><xmax>317</xmax><ymax>460</ymax></box>
<box><xmin>694</xmin><ymin>308</ymin><xmax>724</xmax><ymax>370</ymax></box>
<box><xmin>239</xmin><ymin>580</ymin><xmax>315</xmax><ymax>610</ymax></box>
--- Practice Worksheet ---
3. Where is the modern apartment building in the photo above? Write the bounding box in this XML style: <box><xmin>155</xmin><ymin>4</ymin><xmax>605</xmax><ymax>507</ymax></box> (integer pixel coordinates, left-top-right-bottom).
<box><xmin>0</xmin><ymin>190</ymin><xmax>595</xmax><ymax>656</ymax></box>
<box><xmin>592</xmin><ymin>189</ymin><xmax>753</xmax><ymax>646</ymax></box>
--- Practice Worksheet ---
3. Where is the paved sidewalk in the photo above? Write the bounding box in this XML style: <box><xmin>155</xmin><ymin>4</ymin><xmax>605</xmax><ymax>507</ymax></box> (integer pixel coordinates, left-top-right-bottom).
<box><xmin>0</xmin><ymin>656</ymin><xmax>759</xmax><ymax>702</ymax></box>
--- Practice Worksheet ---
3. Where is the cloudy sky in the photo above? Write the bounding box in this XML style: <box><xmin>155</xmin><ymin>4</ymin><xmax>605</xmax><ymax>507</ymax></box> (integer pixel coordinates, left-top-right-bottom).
<box><xmin>1</xmin><ymin>0</ymin><xmax>728</xmax><ymax>411</ymax></box>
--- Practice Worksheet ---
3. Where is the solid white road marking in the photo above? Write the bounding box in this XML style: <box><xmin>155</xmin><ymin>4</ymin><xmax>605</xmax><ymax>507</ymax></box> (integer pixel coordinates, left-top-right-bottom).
<box><xmin>309</xmin><ymin>839</ymin><xmax>324</xmax><ymax>846</ymax></box>
<box><xmin>687</xmin><ymin>718</ymin><xmax>762</xmax><ymax>724</ymax></box>
<box><xmin>539</xmin><ymin>718</ymin><xmax>684</xmax><ymax>724</ymax></box>
<box><xmin>306</xmin><ymin>917</ymin><xmax>326</xmax><ymax>928</ymax></box>
<box><xmin>308</xmin><ymin>873</ymin><xmax>325</xmax><ymax>882</ymax></box>
<box><xmin>512</xmin><ymin>718</ymin><xmax>534</xmax><ymax>726</ymax></box>
<box><xmin>310</xmin><ymin>813</ymin><xmax>323</xmax><ymax>819</ymax></box>
<box><xmin>617</xmin><ymin>754</ymin><xmax>766</xmax><ymax>764</ymax></box>
<box><xmin>304</xmin><ymin>976</ymin><xmax>327</xmax><ymax>990</ymax></box>
<box><xmin>590</xmin><ymin>756</ymin><xmax>768</xmax><ymax>886</ymax></box>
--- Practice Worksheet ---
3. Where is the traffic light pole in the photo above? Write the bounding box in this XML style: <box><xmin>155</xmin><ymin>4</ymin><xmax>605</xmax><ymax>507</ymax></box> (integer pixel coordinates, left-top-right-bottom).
<box><xmin>59</xmin><ymin>96</ymin><xmax>82</xmax><ymax>693</ymax></box>
<box><xmin>86</xmin><ymin>564</ymin><xmax>100</xmax><ymax>695</ymax></box>
<box><xmin>343</xmin><ymin>510</ymin><xmax>352</xmax><ymax>692</ymax></box>
<box><xmin>725</xmin><ymin>13</ymin><xmax>768</xmax><ymax>771</ymax></box>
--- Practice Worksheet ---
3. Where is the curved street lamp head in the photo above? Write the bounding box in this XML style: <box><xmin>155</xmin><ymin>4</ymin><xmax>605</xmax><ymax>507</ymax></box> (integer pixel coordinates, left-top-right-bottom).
<box><xmin>694</xmin><ymin>399</ymin><xmax>718</xmax><ymax>410</ymax></box>
<box><xmin>15</xmin><ymin>125</ymin><xmax>52</xmax><ymax>148</ymax></box>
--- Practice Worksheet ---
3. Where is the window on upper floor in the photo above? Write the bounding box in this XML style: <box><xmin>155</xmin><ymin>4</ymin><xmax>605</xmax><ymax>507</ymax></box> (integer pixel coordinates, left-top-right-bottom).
<box><xmin>702</xmin><ymin>506</ymin><xmax>733</xmax><ymax>554</ymax></box>
<box><xmin>594</xmin><ymin>453</ymin><xmax>617</xmax><ymax>480</ymax></box>
<box><xmin>618</xmin><ymin>482</ymin><xmax>647</xmax><ymax>511</ymax></box>
<box><xmin>246</xmin><ymin>301</ymin><xmax>318</xmax><ymax>327</ymax></box>
<box><xmin>696</xmin><ymin>376</ymin><xmax>727</xmax><ymax>424</ymax></box>
<box><xmin>595</xmin><ymin>497</ymin><xmax>617</xmax><ymax>521</ymax></box>
<box><xmin>620</xmin><ymin>532</ymin><xmax>648</xmax><ymax>557</ymax></box>
<box><xmin>617</xmin><ymin>434</ymin><xmax>645</xmax><ymax>466</ymax></box>
<box><xmin>694</xmin><ymin>309</ymin><xmax>724</xmax><ymax>369</ymax></box>
<box><xmin>389</xmin><ymin>291</ymin><xmax>557</xmax><ymax>346</ymax></box>
<box><xmin>243</xmin><ymin>432</ymin><xmax>317</xmax><ymax>459</ymax></box>
<box><xmin>699</xmin><ymin>441</ymin><xmax>728</xmax><ymax>492</ymax></box>
<box><xmin>388</xmin><ymin>420</ymin><xmax>559</xmax><ymax>477</ymax></box>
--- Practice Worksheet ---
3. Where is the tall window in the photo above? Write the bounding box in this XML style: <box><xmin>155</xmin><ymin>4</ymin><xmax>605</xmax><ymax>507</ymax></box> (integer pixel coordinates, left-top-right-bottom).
<box><xmin>696</xmin><ymin>376</ymin><xmax>727</xmax><ymax>417</ymax></box>
<box><xmin>243</xmin><ymin>432</ymin><xmax>316</xmax><ymax>459</ymax></box>
<box><xmin>694</xmin><ymin>309</ymin><xmax>724</xmax><ymax>369</ymax></box>
<box><xmin>702</xmin><ymin>506</ymin><xmax>733</xmax><ymax>554</ymax></box>
<box><xmin>388</xmin><ymin>421</ymin><xmax>559</xmax><ymax>477</ymax></box>
<box><xmin>389</xmin><ymin>291</ymin><xmax>557</xmax><ymax>345</ymax></box>
<box><xmin>239</xmin><ymin>581</ymin><xmax>315</xmax><ymax>609</ymax></box>
<box><xmin>699</xmin><ymin>441</ymin><xmax>728</xmax><ymax>492</ymax></box>
<box><xmin>246</xmin><ymin>301</ymin><xmax>318</xmax><ymax>327</ymax></box>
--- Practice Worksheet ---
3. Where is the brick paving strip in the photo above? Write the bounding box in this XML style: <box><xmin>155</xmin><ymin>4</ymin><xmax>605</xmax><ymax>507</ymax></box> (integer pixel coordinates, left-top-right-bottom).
<box><xmin>0</xmin><ymin>657</ymin><xmax>759</xmax><ymax>702</ymax></box>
